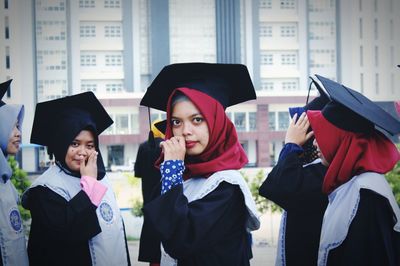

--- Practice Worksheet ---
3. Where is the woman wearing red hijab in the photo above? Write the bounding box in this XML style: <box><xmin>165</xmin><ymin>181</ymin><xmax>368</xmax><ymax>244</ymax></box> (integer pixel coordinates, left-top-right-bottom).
<box><xmin>307</xmin><ymin>76</ymin><xmax>400</xmax><ymax>266</ymax></box>
<box><xmin>141</xmin><ymin>63</ymin><xmax>260</xmax><ymax>266</ymax></box>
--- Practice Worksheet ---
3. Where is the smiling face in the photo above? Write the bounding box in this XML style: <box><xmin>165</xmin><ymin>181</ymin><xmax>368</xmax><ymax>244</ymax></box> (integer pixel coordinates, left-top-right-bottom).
<box><xmin>6</xmin><ymin>121</ymin><xmax>21</xmax><ymax>155</ymax></box>
<box><xmin>171</xmin><ymin>99</ymin><xmax>210</xmax><ymax>156</ymax></box>
<box><xmin>313</xmin><ymin>138</ymin><xmax>330</xmax><ymax>166</ymax></box>
<box><xmin>64</xmin><ymin>130</ymin><xmax>96</xmax><ymax>171</ymax></box>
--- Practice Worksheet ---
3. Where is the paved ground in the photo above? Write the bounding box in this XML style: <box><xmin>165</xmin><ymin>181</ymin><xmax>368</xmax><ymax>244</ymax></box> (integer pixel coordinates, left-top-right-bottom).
<box><xmin>128</xmin><ymin>240</ymin><xmax>276</xmax><ymax>266</ymax></box>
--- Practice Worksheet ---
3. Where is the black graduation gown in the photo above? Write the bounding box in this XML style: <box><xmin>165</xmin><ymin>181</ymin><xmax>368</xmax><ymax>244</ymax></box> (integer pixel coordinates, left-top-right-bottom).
<box><xmin>327</xmin><ymin>189</ymin><xmax>400</xmax><ymax>266</ymax></box>
<box><xmin>259</xmin><ymin>152</ymin><xmax>328</xmax><ymax>265</ymax></box>
<box><xmin>135</xmin><ymin>137</ymin><xmax>163</xmax><ymax>204</ymax></box>
<box><xmin>22</xmin><ymin>186</ymin><xmax>130</xmax><ymax>266</ymax></box>
<box><xmin>134</xmin><ymin>137</ymin><xmax>163</xmax><ymax>262</ymax></box>
<box><xmin>143</xmin><ymin>181</ymin><xmax>251</xmax><ymax>266</ymax></box>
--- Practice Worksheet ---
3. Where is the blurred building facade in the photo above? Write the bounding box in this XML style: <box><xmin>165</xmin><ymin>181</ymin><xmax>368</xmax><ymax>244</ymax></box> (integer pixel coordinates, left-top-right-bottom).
<box><xmin>0</xmin><ymin>0</ymin><xmax>399</xmax><ymax>172</ymax></box>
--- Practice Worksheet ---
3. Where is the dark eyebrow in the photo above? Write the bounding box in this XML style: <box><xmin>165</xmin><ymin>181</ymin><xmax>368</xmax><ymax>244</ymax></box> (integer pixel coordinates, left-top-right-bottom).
<box><xmin>171</xmin><ymin>113</ymin><xmax>202</xmax><ymax>120</ymax></box>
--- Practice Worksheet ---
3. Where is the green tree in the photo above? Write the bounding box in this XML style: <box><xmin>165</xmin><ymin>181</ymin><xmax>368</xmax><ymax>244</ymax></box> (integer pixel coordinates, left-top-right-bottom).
<box><xmin>8</xmin><ymin>156</ymin><xmax>31</xmax><ymax>221</ymax></box>
<box><xmin>241</xmin><ymin>169</ymin><xmax>281</xmax><ymax>214</ymax></box>
<box><xmin>385</xmin><ymin>145</ymin><xmax>400</xmax><ymax>205</ymax></box>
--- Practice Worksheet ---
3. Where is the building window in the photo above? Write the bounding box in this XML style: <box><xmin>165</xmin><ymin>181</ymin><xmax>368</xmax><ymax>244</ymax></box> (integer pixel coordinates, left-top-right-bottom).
<box><xmin>104</xmin><ymin>0</ymin><xmax>121</xmax><ymax>8</ymax></box>
<box><xmin>131</xmin><ymin>114</ymin><xmax>139</xmax><ymax>134</ymax></box>
<box><xmin>359</xmin><ymin>18</ymin><xmax>363</xmax><ymax>39</ymax></box>
<box><xmin>308</xmin><ymin>0</ymin><xmax>334</xmax><ymax>11</ymax></box>
<box><xmin>81</xmin><ymin>83</ymin><xmax>97</xmax><ymax>92</ymax></box>
<box><xmin>359</xmin><ymin>0</ymin><xmax>362</xmax><ymax>11</ymax></box>
<box><xmin>261</xmin><ymin>52</ymin><xmax>273</xmax><ymax>65</ymax></box>
<box><xmin>106</xmin><ymin>83</ymin><xmax>123</xmax><ymax>93</ymax></box>
<box><xmin>79</xmin><ymin>0</ymin><xmax>95</xmax><ymax>8</ymax></box>
<box><xmin>5</xmin><ymin>17</ymin><xmax>9</xmax><ymax>39</ymax></box>
<box><xmin>390</xmin><ymin>20</ymin><xmax>393</xmax><ymax>40</ymax></box>
<box><xmin>261</xmin><ymin>79</ymin><xmax>274</xmax><ymax>91</ymax></box>
<box><xmin>278</xmin><ymin>112</ymin><xmax>289</xmax><ymax>131</ymax></box>
<box><xmin>280</xmin><ymin>0</ymin><xmax>296</xmax><ymax>9</ymax></box>
<box><xmin>360</xmin><ymin>73</ymin><xmax>364</xmax><ymax>93</ymax></box>
<box><xmin>4</xmin><ymin>0</ymin><xmax>8</xmax><ymax>9</ymax></box>
<box><xmin>280</xmin><ymin>25</ymin><xmax>296</xmax><ymax>37</ymax></box>
<box><xmin>107</xmin><ymin>145</ymin><xmax>124</xmax><ymax>166</ymax></box>
<box><xmin>104</xmin><ymin>25</ymin><xmax>121</xmax><ymax>38</ymax></box>
<box><xmin>80</xmin><ymin>54</ymin><xmax>96</xmax><ymax>66</ymax></box>
<box><xmin>5</xmin><ymin>46</ymin><xmax>10</xmax><ymax>69</ymax></box>
<box><xmin>309</xmin><ymin>22</ymin><xmax>335</xmax><ymax>40</ymax></box>
<box><xmin>150</xmin><ymin>112</ymin><xmax>166</xmax><ymax>123</ymax></box>
<box><xmin>390</xmin><ymin>46</ymin><xmax>394</xmax><ymax>66</ymax></box>
<box><xmin>375</xmin><ymin>73</ymin><xmax>379</xmax><ymax>94</ymax></box>
<box><xmin>105</xmin><ymin>54</ymin><xmax>122</xmax><ymax>66</ymax></box>
<box><xmin>260</xmin><ymin>23</ymin><xmax>272</xmax><ymax>37</ymax></box>
<box><xmin>260</xmin><ymin>0</ymin><xmax>272</xmax><ymax>9</ymax></box>
<box><xmin>80</xmin><ymin>25</ymin><xmax>96</xmax><ymax>38</ymax></box>
<box><xmin>374</xmin><ymin>46</ymin><xmax>378</xmax><ymax>67</ymax></box>
<box><xmin>374</xmin><ymin>0</ymin><xmax>377</xmax><ymax>12</ymax></box>
<box><xmin>281</xmin><ymin>53</ymin><xmax>297</xmax><ymax>65</ymax></box>
<box><xmin>360</xmin><ymin>46</ymin><xmax>363</xmax><ymax>67</ymax></box>
<box><xmin>309</xmin><ymin>49</ymin><xmax>336</xmax><ymax>67</ymax></box>
<box><xmin>374</xmin><ymin>19</ymin><xmax>378</xmax><ymax>40</ymax></box>
<box><xmin>115</xmin><ymin>114</ymin><xmax>129</xmax><ymax>134</ymax></box>
<box><xmin>268</xmin><ymin>112</ymin><xmax>276</xmax><ymax>131</ymax></box>
<box><xmin>282</xmin><ymin>81</ymin><xmax>298</xmax><ymax>91</ymax></box>
<box><xmin>249</xmin><ymin>112</ymin><xmax>257</xmax><ymax>131</ymax></box>
<box><xmin>234</xmin><ymin>112</ymin><xmax>246</xmax><ymax>132</ymax></box>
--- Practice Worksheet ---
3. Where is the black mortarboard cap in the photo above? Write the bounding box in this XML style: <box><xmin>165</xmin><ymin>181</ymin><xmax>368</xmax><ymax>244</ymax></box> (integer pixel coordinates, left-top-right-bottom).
<box><xmin>140</xmin><ymin>63</ymin><xmax>256</xmax><ymax>111</ymax></box>
<box><xmin>0</xmin><ymin>79</ymin><xmax>12</xmax><ymax>106</ymax></box>
<box><xmin>154</xmin><ymin>119</ymin><xmax>167</xmax><ymax>134</ymax></box>
<box><xmin>31</xmin><ymin>91</ymin><xmax>113</xmax><ymax>146</ymax></box>
<box><xmin>315</xmin><ymin>75</ymin><xmax>400</xmax><ymax>135</ymax></box>
<box><xmin>307</xmin><ymin>76</ymin><xmax>330</xmax><ymax>111</ymax></box>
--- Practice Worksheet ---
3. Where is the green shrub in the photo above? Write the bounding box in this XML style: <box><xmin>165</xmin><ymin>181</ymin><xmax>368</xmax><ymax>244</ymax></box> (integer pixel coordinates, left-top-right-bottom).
<box><xmin>131</xmin><ymin>198</ymin><xmax>143</xmax><ymax>217</ymax></box>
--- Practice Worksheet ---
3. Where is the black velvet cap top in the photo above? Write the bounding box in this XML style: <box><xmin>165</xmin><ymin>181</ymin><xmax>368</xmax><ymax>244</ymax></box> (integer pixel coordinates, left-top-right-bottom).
<box><xmin>315</xmin><ymin>75</ymin><xmax>400</xmax><ymax>135</ymax></box>
<box><xmin>140</xmin><ymin>63</ymin><xmax>256</xmax><ymax>111</ymax></box>
<box><xmin>30</xmin><ymin>91</ymin><xmax>113</xmax><ymax>146</ymax></box>
<box><xmin>0</xmin><ymin>79</ymin><xmax>12</xmax><ymax>107</ymax></box>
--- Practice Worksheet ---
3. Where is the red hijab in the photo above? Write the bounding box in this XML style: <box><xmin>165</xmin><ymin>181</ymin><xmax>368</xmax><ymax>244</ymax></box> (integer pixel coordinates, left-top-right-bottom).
<box><xmin>156</xmin><ymin>87</ymin><xmax>248</xmax><ymax>179</ymax></box>
<box><xmin>307</xmin><ymin>110</ymin><xmax>400</xmax><ymax>194</ymax></box>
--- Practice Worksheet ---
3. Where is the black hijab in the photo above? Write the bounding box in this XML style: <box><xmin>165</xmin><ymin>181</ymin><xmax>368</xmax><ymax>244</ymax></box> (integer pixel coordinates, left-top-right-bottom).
<box><xmin>49</xmin><ymin>108</ymin><xmax>106</xmax><ymax>180</ymax></box>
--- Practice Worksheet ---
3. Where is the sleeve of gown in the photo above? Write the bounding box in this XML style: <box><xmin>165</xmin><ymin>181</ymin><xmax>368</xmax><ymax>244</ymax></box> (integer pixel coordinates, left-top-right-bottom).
<box><xmin>134</xmin><ymin>142</ymin><xmax>147</xmax><ymax>178</ymax></box>
<box><xmin>28</xmin><ymin>186</ymin><xmax>101</xmax><ymax>242</ymax></box>
<box><xmin>259</xmin><ymin>152</ymin><xmax>327</xmax><ymax>210</ymax></box>
<box><xmin>143</xmin><ymin>181</ymin><xmax>246</xmax><ymax>259</ymax></box>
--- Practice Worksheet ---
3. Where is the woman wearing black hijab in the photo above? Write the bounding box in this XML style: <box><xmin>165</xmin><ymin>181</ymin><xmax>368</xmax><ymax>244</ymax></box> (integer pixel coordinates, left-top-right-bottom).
<box><xmin>22</xmin><ymin>92</ymin><xmax>130</xmax><ymax>266</ymax></box>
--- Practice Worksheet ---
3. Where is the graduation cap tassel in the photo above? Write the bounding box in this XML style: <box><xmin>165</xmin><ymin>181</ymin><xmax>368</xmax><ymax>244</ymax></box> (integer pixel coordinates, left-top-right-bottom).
<box><xmin>147</xmin><ymin>107</ymin><xmax>155</xmax><ymax>148</ymax></box>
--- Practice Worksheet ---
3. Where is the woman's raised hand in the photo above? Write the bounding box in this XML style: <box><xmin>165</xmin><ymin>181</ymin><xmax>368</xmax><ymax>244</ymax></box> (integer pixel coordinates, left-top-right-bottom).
<box><xmin>160</xmin><ymin>136</ymin><xmax>186</xmax><ymax>161</ymax></box>
<box><xmin>284</xmin><ymin>112</ymin><xmax>314</xmax><ymax>146</ymax></box>
<box><xmin>80</xmin><ymin>151</ymin><xmax>98</xmax><ymax>178</ymax></box>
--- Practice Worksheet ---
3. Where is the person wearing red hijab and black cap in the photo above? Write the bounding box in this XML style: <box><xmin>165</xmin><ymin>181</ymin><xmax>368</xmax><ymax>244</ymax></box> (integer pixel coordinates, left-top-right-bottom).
<box><xmin>307</xmin><ymin>75</ymin><xmax>400</xmax><ymax>266</ymax></box>
<box><xmin>259</xmin><ymin>77</ymin><xmax>329</xmax><ymax>266</ymax></box>
<box><xmin>140</xmin><ymin>63</ymin><xmax>260</xmax><ymax>266</ymax></box>
<box><xmin>22</xmin><ymin>92</ymin><xmax>131</xmax><ymax>266</ymax></box>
